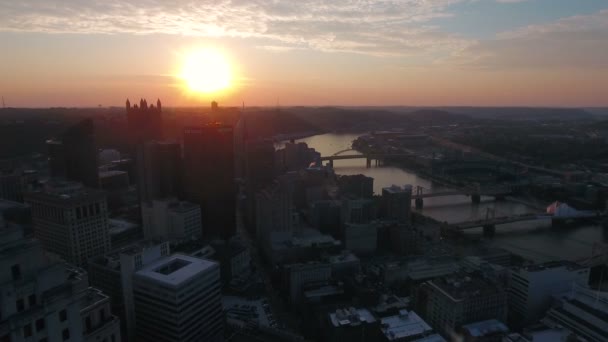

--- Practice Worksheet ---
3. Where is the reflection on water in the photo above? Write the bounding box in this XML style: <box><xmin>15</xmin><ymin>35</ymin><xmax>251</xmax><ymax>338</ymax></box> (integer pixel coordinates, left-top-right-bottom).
<box><xmin>286</xmin><ymin>133</ymin><xmax>607</xmax><ymax>262</ymax></box>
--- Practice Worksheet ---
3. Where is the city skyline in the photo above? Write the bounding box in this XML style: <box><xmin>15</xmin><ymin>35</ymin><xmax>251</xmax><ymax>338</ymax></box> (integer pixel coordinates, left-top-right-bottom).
<box><xmin>1</xmin><ymin>0</ymin><xmax>608</xmax><ymax>107</ymax></box>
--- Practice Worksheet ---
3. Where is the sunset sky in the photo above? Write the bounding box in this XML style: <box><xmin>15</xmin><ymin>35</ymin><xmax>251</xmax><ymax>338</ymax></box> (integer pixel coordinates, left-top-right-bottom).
<box><xmin>1</xmin><ymin>0</ymin><xmax>607</xmax><ymax>107</ymax></box>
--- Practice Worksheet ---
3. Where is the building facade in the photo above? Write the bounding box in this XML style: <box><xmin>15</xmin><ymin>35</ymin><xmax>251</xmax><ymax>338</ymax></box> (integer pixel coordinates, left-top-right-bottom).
<box><xmin>183</xmin><ymin>124</ymin><xmax>236</xmax><ymax>239</ymax></box>
<box><xmin>141</xmin><ymin>198</ymin><xmax>201</xmax><ymax>241</ymax></box>
<box><xmin>25</xmin><ymin>181</ymin><xmax>111</xmax><ymax>267</ymax></box>
<box><xmin>414</xmin><ymin>272</ymin><xmax>508</xmax><ymax>339</ymax></box>
<box><xmin>508</xmin><ymin>261</ymin><xmax>590</xmax><ymax>327</ymax></box>
<box><xmin>0</xmin><ymin>225</ymin><xmax>120</xmax><ymax>342</ymax></box>
<box><xmin>381</xmin><ymin>185</ymin><xmax>412</xmax><ymax>224</ymax></box>
<box><xmin>133</xmin><ymin>254</ymin><xmax>223</xmax><ymax>341</ymax></box>
<box><xmin>47</xmin><ymin>119</ymin><xmax>99</xmax><ymax>188</ymax></box>
<box><xmin>88</xmin><ymin>240</ymin><xmax>170</xmax><ymax>341</ymax></box>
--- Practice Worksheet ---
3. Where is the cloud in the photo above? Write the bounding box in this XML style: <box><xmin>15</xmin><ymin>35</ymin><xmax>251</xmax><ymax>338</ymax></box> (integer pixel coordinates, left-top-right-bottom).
<box><xmin>451</xmin><ymin>9</ymin><xmax>608</xmax><ymax>69</ymax></box>
<box><xmin>0</xmin><ymin>0</ymin><xmax>472</xmax><ymax>56</ymax></box>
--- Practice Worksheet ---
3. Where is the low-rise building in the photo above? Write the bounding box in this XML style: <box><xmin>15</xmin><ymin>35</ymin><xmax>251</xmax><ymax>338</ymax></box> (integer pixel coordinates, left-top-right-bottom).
<box><xmin>542</xmin><ymin>286</ymin><xmax>608</xmax><ymax>342</ymax></box>
<box><xmin>380</xmin><ymin>309</ymin><xmax>435</xmax><ymax>342</ymax></box>
<box><xmin>324</xmin><ymin>307</ymin><xmax>378</xmax><ymax>342</ymax></box>
<box><xmin>414</xmin><ymin>272</ymin><xmax>508</xmax><ymax>339</ymax></box>
<box><xmin>283</xmin><ymin>262</ymin><xmax>332</xmax><ymax>303</ymax></box>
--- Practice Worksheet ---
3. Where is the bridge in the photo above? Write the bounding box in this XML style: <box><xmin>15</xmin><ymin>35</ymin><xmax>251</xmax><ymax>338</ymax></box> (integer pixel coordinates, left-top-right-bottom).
<box><xmin>319</xmin><ymin>149</ymin><xmax>413</xmax><ymax>168</ymax></box>
<box><xmin>447</xmin><ymin>207</ymin><xmax>601</xmax><ymax>235</ymax></box>
<box><xmin>412</xmin><ymin>185</ymin><xmax>512</xmax><ymax>208</ymax></box>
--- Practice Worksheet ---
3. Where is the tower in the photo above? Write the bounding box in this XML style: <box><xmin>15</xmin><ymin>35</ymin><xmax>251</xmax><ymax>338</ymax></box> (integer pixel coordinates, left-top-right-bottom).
<box><xmin>47</xmin><ymin>118</ymin><xmax>99</xmax><ymax>188</ymax></box>
<box><xmin>182</xmin><ymin>124</ymin><xmax>236</xmax><ymax>239</ymax></box>
<box><xmin>126</xmin><ymin>97</ymin><xmax>163</xmax><ymax>145</ymax></box>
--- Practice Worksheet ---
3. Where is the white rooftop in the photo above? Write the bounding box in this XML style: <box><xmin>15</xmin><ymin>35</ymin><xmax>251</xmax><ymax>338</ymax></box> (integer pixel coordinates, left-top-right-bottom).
<box><xmin>381</xmin><ymin>310</ymin><xmax>432</xmax><ymax>341</ymax></box>
<box><xmin>329</xmin><ymin>307</ymin><xmax>376</xmax><ymax>327</ymax></box>
<box><xmin>383</xmin><ymin>184</ymin><xmax>413</xmax><ymax>194</ymax></box>
<box><xmin>412</xmin><ymin>334</ymin><xmax>447</xmax><ymax>342</ymax></box>
<box><xmin>135</xmin><ymin>254</ymin><xmax>217</xmax><ymax>287</ymax></box>
<box><xmin>462</xmin><ymin>319</ymin><xmax>508</xmax><ymax>337</ymax></box>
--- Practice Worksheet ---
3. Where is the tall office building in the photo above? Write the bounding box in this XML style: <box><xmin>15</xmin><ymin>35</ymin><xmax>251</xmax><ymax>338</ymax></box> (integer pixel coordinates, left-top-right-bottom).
<box><xmin>244</xmin><ymin>139</ymin><xmax>276</xmax><ymax>229</ymax></box>
<box><xmin>126</xmin><ymin>98</ymin><xmax>163</xmax><ymax>144</ymax></box>
<box><xmin>136</xmin><ymin>140</ymin><xmax>182</xmax><ymax>203</ymax></box>
<box><xmin>0</xmin><ymin>224</ymin><xmax>120</xmax><ymax>342</ymax></box>
<box><xmin>141</xmin><ymin>198</ymin><xmax>202</xmax><ymax>240</ymax></box>
<box><xmin>508</xmin><ymin>261</ymin><xmax>590</xmax><ymax>327</ymax></box>
<box><xmin>25</xmin><ymin>181</ymin><xmax>111</xmax><ymax>266</ymax></box>
<box><xmin>47</xmin><ymin>119</ymin><xmax>100</xmax><ymax>188</ymax></box>
<box><xmin>133</xmin><ymin>254</ymin><xmax>223</xmax><ymax>341</ymax></box>
<box><xmin>255</xmin><ymin>178</ymin><xmax>295</xmax><ymax>241</ymax></box>
<box><xmin>381</xmin><ymin>185</ymin><xmax>412</xmax><ymax>224</ymax></box>
<box><xmin>183</xmin><ymin>124</ymin><xmax>236</xmax><ymax>239</ymax></box>
<box><xmin>88</xmin><ymin>240</ymin><xmax>170</xmax><ymax>341</ymax></box>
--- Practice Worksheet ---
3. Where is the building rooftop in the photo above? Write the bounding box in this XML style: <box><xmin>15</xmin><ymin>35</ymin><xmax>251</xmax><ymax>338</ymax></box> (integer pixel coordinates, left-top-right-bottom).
<box><xmin>99</xmin><ymin>170</ymin><xmax>127</xmax><ymax>178</ymax></box>
<box><xmin>461</xmin><ymin>319</ymin><xmax>509</xmax><ymax>337</ymax></box>
<box><xmin>135</xmin><ymin>254</ymin><xmax>217</xmax><ymax>287</ymax></box>
<box><xmin>270</xmin><ymin>228</ymin><xmax>340</xmax><ymax>250</ymax></box>
<box><xmin>27</xmin><ymin>180</ymin><xmax>105</xmax><ymax>203</ymax></box>
<box><xmin>90</xmin><ymin>240</ymin><xmax>166</xmax><ymax>271</ymax></box>
<box><xmin>380</xmin><ymin>310</ymin><xmax>433</xmax><ymax>341</ymax></box>
<box><xmin>382</xmin><ymin>184</ymin><xmax>413</xmax><ymax>194</ymax></box>
<box><xmin>327</xmin><ymin>251</ymin><xmax>359</xmax><ymax>265</ymax></box>
<box><xmin>518</xmin><ymin>260</ymin><xmax>586</xmax><ymax>272</ymax></box>
<box><xmin>108</xmin><ymin>218</ymin><xmax>139</xmax><ymax>235</ymax></box>
<box><xmin>329</xmin><ymin>307</ymin><xmax>376</xmax><ymax>328</ymax></box>
<box><xmin>428</xmin><ymin>272</ymin><xmax>504</xmax><ymax>302</ymax></box>
<box><xmin>412</xmin><ymin>334</ymin><xmax>446</xmax><ymax>342</ymax></box>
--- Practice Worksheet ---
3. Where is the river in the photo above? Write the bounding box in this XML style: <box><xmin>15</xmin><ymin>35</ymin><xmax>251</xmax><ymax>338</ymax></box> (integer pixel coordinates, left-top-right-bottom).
<box><xmin>282</xmin><ymin>133</ymin><xmax>607</xmax><ymax>262</ymax></box>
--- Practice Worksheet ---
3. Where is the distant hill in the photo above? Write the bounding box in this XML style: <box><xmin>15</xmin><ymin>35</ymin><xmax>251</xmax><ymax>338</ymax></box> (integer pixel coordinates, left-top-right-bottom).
<box><xmin>404</xmin><ymin>109</ymin><xmax>471</xmax><ymax>124</ymax></box>
<box><xmin>243</xmin><ymin>109</ymin><xmax>320</xmax><ymax>138</ymax></box>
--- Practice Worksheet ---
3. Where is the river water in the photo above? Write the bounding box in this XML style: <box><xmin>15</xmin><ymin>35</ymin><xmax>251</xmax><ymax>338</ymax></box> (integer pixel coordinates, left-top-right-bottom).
<box><xmin>283</xmin><ymin>133</ymin><xmax>607</xmax><ymax>262</ymax></box>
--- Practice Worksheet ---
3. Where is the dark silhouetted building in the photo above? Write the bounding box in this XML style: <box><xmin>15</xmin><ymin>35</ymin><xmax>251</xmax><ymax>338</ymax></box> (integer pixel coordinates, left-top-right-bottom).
<box><xmin>136</xmin><ymin>140</ymin><xmax>182</xmax><ymax>203</ymax></box>
<box><xmin>47</xmin><ymin>119</ymin><xmax>99</xmax><ymax>188</ymax></box>
<box><xmin>183</xmin><ymin>124</ymin><xmax>236</xmax><ymax>239</ymax></box>
<box><xmin>126</xmin><ymin>98</ymin><xmax>163</xmax><ymax>144</ymax></box>
<box><xmin>244</xmin><ymin>139</ymin><xmax>276</xmax><ymax>229</ymax></box>
<box><xmin>381</xmin><ymin>185</ymin><xmax>412</xmax><ymax>224</ymax></box>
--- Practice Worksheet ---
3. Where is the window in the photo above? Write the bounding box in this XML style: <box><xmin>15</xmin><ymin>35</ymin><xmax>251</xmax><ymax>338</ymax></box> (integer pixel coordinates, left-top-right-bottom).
<box><xmin>16</xmin><ymin>299</ymin><xmax>24</xmax><ymax>312</ymax></box>
<box><xmin>39</xmin><ymin>338</ymin><xmax>48</xmax><ymax>342</ymax></box>
<box><xmin>100</xmin><ymin>309</ymin><xmax>106</xmax><ymax>321</ymax></box>
<box><xmin>11</xmin><ymin>264</ymin><xmax>21</xmax><ymax>280</ymax></box>
<box><xmin>85</xmin><ymin>316</ymin><xmax>91</xmax><ymax>332</ymax></box>
<box><xmin>23</xmin><ymin>324</ymin><xmax>32</xmax><ymax>338</ymax></box>
<box><xmin>29</xmin><ymin>294</ymin><xmax>37</xmax><ymax>306</ymax></box>
<box><xmin>62</xmin><ymin>328</ymin><xmax>70</xmax><ymax>341</ymax></box>
<box><xmin>36</xmin><ymin>318</ymin><xmax>45</xmax><ymax>332</ymax></box>
<box><xmin>111</xmin><ymin>334</ymin><xmax>116</xmax><ymax>342</ymax></box>
<box><xmin>59</xmin><ymin>309</ymin><xmax>67</xmax><ymax>322</ymax></box>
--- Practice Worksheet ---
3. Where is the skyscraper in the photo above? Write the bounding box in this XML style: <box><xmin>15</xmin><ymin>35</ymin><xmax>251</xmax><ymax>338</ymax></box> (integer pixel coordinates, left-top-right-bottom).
<box><xmin>25</xmin><ymin>181</ymin><xmax>111</xmax><ymax>267</ymax></box>
<box><xmin>126</xmin><ymin>98</ymin><xmax>163</xmax><ymax>144</ymax></box>
<box><xmin>183</xmin><ymin>124</ymin><xmax>236</xmax><ymax>239</ymax></box>
<box><xmin>133</xmin><ymin>254</ymin><xmax>223</xmax><ymax>341</ymax></box>
<box><xmin>136</xmin><ymin>140</ymin><xmax>182</xmax><ymax>203</ymax></box>
<box><xmin>244</xmin><ymin>139</ymin><xmax>276</xmax><ymax>229</ymax></box>
<box><xmin>47</xmin><ymin>119</ymin><xmax>99</xmax><ymax>188</ymax></box>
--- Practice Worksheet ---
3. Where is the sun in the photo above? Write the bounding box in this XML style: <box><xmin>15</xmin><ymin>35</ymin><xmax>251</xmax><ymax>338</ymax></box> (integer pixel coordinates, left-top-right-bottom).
<box><xmin>178</xmin><ymin>48</ymin><xmax>232</xmax><ymax>94</ymax></box>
